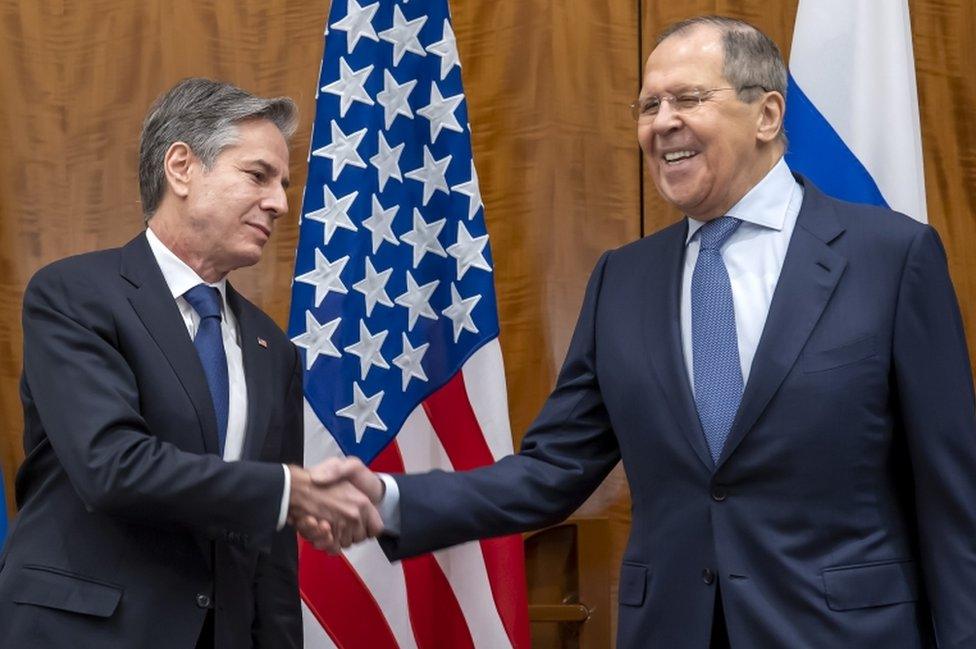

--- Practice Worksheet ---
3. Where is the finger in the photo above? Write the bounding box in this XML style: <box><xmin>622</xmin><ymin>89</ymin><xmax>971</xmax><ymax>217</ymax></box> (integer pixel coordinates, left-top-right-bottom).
<box><xmin>363</xmin><ymin>503</ymin><xmax>385</xmax><ymax>537</ymax></box>
<box><xmin>308</xmin><ymin>458</ymin><xmax>345</xmax><ymax>485</ymax></box>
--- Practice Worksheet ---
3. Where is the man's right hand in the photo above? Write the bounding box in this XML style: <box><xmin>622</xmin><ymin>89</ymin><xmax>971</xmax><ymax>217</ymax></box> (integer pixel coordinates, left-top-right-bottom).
<box><xmin>286</xmin><ymin>458</ymin><xmax>384</xmax><ymax>553</ymax></box>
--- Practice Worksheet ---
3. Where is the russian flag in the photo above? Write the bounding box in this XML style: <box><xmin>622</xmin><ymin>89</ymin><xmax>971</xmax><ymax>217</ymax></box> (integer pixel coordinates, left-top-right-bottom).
<box><xmin>784</xmin><ymin>0</ymin><xmax>927</xmax><ymax>223</ymax></box>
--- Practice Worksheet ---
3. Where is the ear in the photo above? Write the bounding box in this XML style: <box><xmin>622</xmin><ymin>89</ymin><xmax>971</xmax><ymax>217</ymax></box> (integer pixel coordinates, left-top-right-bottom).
<box><xmin>756</xmin><ymin>91</ymin><xmax>786</xmax><ymax>144</ymax></box>
<box><xmin>163</xmin><ymin>141</ymin><xmax>196</xmax><ymax>199</ymax></box>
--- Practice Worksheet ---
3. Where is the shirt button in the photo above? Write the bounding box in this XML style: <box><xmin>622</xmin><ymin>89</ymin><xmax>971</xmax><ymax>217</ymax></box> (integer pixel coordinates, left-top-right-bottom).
<box><xmin>196</xmin><ymin>593</ymin><xmax>211</xmax><ymax>608</ymax></box>
<box><xmin>702</xmin><ymin>569</ymin><xmax>716</xmax><ymax>585</ymax></box>
<box><xmin>711</xmin><ymin>487</ymin><xmax>727</xmax><ymax>502</ymax></box>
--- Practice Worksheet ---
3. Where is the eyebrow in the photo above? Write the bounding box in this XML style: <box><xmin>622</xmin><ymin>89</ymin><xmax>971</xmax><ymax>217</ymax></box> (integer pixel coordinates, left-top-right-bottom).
<box><xmin>249</xmin><ymin>159</ymin><xmax>290</xmax><ymax>190</ymax></box>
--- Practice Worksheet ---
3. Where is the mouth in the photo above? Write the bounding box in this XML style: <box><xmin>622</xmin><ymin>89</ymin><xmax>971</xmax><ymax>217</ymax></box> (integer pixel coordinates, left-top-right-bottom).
<box><xmin>247</xmin><ymin>222</ymin><xmax>271</xmax><ymax>239</ymax></box>
<box><xmin>661</xmin><ymin>150</ymin><xmax>699</xmax><ymax>165</ymax></box>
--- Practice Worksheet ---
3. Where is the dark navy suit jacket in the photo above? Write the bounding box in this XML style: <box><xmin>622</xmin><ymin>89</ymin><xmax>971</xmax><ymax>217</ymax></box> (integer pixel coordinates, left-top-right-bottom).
<box><xmin>0</xmin><ymin>234</ymin><xmax>304</xmax><ymax>648</ymax></box>
<box><xmin>383</xmin><ymin>178</ymin><xmax>976</xmax><ymax>648</ymax></box>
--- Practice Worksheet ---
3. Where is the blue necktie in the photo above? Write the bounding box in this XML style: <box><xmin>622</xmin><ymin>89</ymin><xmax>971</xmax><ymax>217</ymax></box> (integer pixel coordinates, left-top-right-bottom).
<box><xmin>692</xmin><ymin>217</ymin><xmax>743</xmax><ymax>464</ymax></box>
<box><xmin>183</xmin><ymin>284</ymin><xmax>229</xmax><ymax>454</ymax></box>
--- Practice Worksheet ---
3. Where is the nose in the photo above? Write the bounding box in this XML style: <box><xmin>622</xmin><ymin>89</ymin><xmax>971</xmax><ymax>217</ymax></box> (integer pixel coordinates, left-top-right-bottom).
<box><xmin>649</xmin><ymin>100</ymin><xmax>682</xmax><ymax>136</ymax></box>
<box><xmin>264</xmin><ymin>183</ymin><xmax>289</xmax><ymax>219</ymax></box>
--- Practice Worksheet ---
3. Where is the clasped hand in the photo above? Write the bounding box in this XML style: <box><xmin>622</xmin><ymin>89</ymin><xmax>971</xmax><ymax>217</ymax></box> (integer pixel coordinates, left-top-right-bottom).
<box><xmin>286</xmin><ymin>457</ymin><xmax>384</xmax><ymax>554</ymax></box>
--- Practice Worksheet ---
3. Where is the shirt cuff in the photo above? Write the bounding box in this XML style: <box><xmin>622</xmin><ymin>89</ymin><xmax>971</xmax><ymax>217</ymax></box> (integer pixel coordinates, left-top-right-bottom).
<box><xmin>276</xmin><ymin>464</ymin><xmax>291</xmax><ymax>531</ymax></box>
<box><xmin>377</xmin><ymin>473</ymin><xmax>401</xmax><ymax>536</ymax></box>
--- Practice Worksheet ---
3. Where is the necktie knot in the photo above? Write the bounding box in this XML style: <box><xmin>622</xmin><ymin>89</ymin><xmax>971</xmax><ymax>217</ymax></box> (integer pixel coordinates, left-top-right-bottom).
<box><xmin>183</xmin><ymin>284</ymin><xmax>222</xmax><ymax>321</ymax></box>
<box><xmin>698</xmin><ymin>216</ymin><xmax>741</xmax><ymax>251</ymax></box>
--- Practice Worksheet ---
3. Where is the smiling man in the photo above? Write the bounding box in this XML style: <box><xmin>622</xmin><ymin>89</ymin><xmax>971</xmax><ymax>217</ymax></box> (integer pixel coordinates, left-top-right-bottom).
<box><xmin>0</xmin><ymin>78</ymin><xmax>382</xmax><ymax>649</ymax></box>
<box><xmin>325</xmin><ymin>15</ymin><xmax>976</xmax><ymax>649</ymax></box>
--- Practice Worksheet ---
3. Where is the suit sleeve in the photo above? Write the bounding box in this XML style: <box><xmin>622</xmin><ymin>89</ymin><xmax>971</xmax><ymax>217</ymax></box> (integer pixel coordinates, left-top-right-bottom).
<box><xmin>21</xmin><ymin>262</ymin><xmax>284</xmax><ymax>550</ymax></box>
<box><xmin>892</xmin><ymin>225</ymin><xmax>976</xmax><ymax>648</ymax></box>
<box><xmin>251</xmin><ymin>345</ymin><xmax>303</xmax><ymax>649</ymax></box>
<box><xmin>382</xmin><ymin>251</ymin><xmax>622</xmax><ymax>560</ymax></box>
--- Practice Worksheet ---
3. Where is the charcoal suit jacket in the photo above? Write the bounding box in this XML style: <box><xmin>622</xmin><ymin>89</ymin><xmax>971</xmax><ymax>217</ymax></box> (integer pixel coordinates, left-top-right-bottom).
<box><xmin>0</xmin><ymin>233</ymin><xmax>304</xmax><ymax>648</ymax></box>
<box><xmin>381</xmin><ymin>177</ymin><xmax>976</xmax><ymax>648</ymax></box>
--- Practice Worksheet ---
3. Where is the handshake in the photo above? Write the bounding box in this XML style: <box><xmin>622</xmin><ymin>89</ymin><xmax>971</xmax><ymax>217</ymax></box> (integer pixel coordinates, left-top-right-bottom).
<box><xmin>286</xmin><ymin>458</ymin><xmax>385</xmax><ymax>554</ymax></box>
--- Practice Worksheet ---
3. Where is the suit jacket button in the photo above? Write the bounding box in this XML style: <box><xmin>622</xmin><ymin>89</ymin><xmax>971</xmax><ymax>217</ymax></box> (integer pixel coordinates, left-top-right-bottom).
<box><xmin>702</xmin><ymin>569</ymin><xmax>716</xmax><ymax>585</ymax></box>
<box><xmin>196</xmin><ymin>594</ymin><xmax>212</xmax><ymax>608</ymax></box>
<box><xmin>711</xmin><ymin>487</ymin><xmax>727</xmax><ymax>502</ymax></box>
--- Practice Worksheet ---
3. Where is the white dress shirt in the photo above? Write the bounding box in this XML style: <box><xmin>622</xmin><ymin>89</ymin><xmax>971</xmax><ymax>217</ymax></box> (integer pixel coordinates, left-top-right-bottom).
<box><xmin>145</xmin><ymin>228</ymin><xmax>290</xmax><ymax>529</ymax></box>
<box><xmin>681</xmin><ymin>158</ymin><xmax>804</xmax><ymax>389</ymax></box>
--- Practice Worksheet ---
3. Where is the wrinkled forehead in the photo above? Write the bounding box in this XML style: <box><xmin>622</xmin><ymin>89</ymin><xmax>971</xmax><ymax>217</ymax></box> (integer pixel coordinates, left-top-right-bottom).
<box><xmin>642</xmin><ymin>26</ymin><xmax>727</xmax><ymax>94</ymax></box>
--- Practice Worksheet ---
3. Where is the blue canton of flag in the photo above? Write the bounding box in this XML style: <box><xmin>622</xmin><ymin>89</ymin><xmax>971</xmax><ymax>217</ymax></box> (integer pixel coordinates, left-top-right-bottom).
<box><xmin>288</xmin><ymin>0</ymin><xmax>495</xmax><ymax>465</ymax></box>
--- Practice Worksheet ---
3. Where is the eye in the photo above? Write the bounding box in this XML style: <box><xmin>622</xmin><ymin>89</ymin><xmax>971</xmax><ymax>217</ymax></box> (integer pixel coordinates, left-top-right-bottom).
<box><xmin>673</xmin><ymin>94</ymin><xmax>701</xmax><ymax>110</ymax></box>
<box><xmin>247</xmin><ymin>170</ymin><xmax>266</xmax><ymax>182</ymax></box>
<box><xmin>641</xmin><ymin>97</ymin><xmax>661</xmax><ymax>115</ymax></box>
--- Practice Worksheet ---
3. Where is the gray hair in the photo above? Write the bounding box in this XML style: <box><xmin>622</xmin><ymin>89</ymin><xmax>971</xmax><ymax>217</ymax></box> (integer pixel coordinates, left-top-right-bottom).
<box><xmin>138</xmin><ymin>77</ymin><xmax>298</xmax><ymax>219</ymax></box>
<box><xmin>657</xmin><ymin>16</ymin><xmax>788</xmax><ymax>107</ymax></box>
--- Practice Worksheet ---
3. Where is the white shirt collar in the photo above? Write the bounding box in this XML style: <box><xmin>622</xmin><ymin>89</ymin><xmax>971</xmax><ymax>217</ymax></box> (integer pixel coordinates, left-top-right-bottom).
<box><xmin>685</xmin><ymin>157</ymin><xmax>796</xmax><ymax>244</ymax></box>
<box><xmin>145</xmin><ymin>226</ymin><xmax>229</xmax><ymax>309</ymax></box>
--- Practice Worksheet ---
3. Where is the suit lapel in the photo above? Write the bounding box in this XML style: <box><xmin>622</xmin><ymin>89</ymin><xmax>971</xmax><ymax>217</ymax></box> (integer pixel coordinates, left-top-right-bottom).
<box><xmin>641</xmin><ymin>222</ymin><xmax>715</xmax><ymax>471</ymax></box>
<box><xmin>716</xmin><ymin>181</ymin><xmax>847</xmax><ymax>469</ymax></box>
<box><xmin>228</xmin><ymin>286</ymin><xmax>274</xmax><ymax>461</ymax></box>
<box><xmin>120</xmin><ymin>233</ymin><xmax>221</xmax><ymax>455</ymax></box>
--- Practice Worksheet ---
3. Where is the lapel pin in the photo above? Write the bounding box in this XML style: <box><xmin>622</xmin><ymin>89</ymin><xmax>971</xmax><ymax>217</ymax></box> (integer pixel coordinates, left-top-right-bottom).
<box><xmin>257</xmin><ymin>337</ymin><xmax>268</xmax><ymax>348</ymax></box>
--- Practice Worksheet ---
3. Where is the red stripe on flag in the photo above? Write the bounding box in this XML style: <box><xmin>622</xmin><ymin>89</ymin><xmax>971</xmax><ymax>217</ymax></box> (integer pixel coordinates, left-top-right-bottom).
<box><xmin>299</xmin><ymin>541</ymin><xmax>398</xmax><ymax>649</ymax></box>
<box><xmin>371</xmin><ymin>441</ymin><xmax>476</xmax><ymax>649</ymax></box>
<box><xmin>422</xmin><ymin>372</ymin><xmax>532</xmax><ymax>649</ymax></box>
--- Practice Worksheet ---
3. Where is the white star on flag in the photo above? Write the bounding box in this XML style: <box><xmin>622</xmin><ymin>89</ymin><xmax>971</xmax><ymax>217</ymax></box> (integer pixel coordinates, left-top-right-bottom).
<box><xmin>442</xmin><ymin>283</ymin><xmax>481</xmax><ymax>342</ymax></box>
<box><xmin>451</xmin><ymin>160</ymin><xmax>484</xmax><ymax>220</ymax></box>
<box><xmin>376</xmin><ymin>69</ymin><xmax>417</xmax><ymax>129</ymax></box>
<box><xmin>425</xmin><ymin>19</ymin><xmax>461</xmax><ymax>80</ymax></box>
<box><xmin>330</xmin><ymin>0</ymin><xmax>379</xmax><ymax>54</ymax></box>
<box><xmin>336</xmin><ymin>382</ymin><xmax>387</xmax><ymax>443</ymax></box>
<box><xmin>394</xmin><ymin>271</ymin><xmax>439</xmax><ymax>330</ymax></box>
<box><xmin>393</xmin><ymin>332</ymin><xmax>429</xmax><ymax>390</ymax></box>
<box><xmin>312</xmin><ymin>120</ymin><xmax>368</xmax><ymax>180</ymax></box>
<box><xmin>369</xmin><ymin>131</ymin><xmax>404</xmax><ymax>192</ymax></box>
<box><xmin>344</xmin><ymin>320</ymin><xmax>390</xmax><ymax>380</ymax></box>
<box><xmin>291</xmin><ymin>311</ymin><xmax>342</xmax><ymax>370</ymax></box>
<box><xmin>447</xmin><ymin>221</ymin><xmax>491</xmax><ymax>279</ymax></box>
<box><xmin>362</xmin><ymin>195</ymin><xmax>400</xmax><ymax>253</ymax></box>
<box><xmin>304</xmin><ymin>185</ymin><xmax>358</xmax><ymax>244</ymax></box>
<box><xmin>378</xmin><ymin>5</ymin><xmax>427</xmax><ymax>66</ymax></box>
<box><xmin>353</xmin><ymin>257</ymin><xmax>394</xmax><ymax>316</ymax></box>
<box><xmin>294</xmin><ymin>248</ymin><xmax>350</xmax><ymax>307</ymax></box>
<box><xmin>320</xmin><ymin>59</ymin><xmax>375</xmax><ymax>117</ymax></box>
<box><xmin>404</xmin><ymin>146</ymin><xmax>452</xmax><ymax>205</ymax></box>
<box><xmin>417</xmin><ymin>82</ymin><xmax>464</xmax><ymax>142</ymax></box>
<box><xmin>400</xmin><ymin>208</ymin><xmax>447</xmax><ymax>267</ymax></box>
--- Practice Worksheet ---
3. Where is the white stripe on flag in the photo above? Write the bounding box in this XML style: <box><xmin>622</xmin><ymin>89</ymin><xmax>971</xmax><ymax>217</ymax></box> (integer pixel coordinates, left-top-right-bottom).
<box><xmin>398</xmin><ymin>403</ymin><xmax>514</xmax><ymax>649</ymax></box>
<box><xmin>789</xmin><ymin>0</ymin><xmax>926</xmax><ymax>221</ymax></box>
<box><xmin>303</xmin><ymin>399</ymin><xmax>345</xmax><ymax>467</ymax></box>
<box><xmin>462</xmin><ymin>338</ymin><xmax>516</xmax><ymax>461</ymax></box>
<box><xmin>343</xmin><ymin>537</ymin><xmax>420</xmax><ymax>649</ymax></box>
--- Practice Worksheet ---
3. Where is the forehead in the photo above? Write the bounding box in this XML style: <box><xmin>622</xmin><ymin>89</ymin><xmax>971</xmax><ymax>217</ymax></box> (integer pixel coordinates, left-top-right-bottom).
<box><xmin>222</xmin><ymin>118</ymin><xmax>290</xmax><ymax>166</ymax></box>
<box><xmin>643</xmin><ymin>27</ymin><xmax>727</xmax><ymax>93</ymax></box>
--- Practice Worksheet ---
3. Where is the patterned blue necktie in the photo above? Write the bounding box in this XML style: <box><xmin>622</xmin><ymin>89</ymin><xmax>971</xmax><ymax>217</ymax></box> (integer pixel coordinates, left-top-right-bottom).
<box><xmin>692</xmin><ymin>216</ymin><xmax>743</xmax><ymax>463</ymax></box>
<box><xmin>183</xmin><ymin>284</ymin><xmax>229</xmax><ymax>454</ymax></box>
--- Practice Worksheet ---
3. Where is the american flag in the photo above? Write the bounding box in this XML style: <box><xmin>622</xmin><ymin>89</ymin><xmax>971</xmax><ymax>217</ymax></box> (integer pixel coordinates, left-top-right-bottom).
<box><xmin>287</xmin><ymin>1</ymin><xmax>530</xmax><ymax>647</ymax></box>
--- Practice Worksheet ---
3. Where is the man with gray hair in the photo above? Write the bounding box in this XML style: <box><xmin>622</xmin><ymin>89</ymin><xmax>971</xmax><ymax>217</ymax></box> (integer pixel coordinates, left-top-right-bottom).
<box><xmin>0</xmin><ymin>78</ymin><xmax>383</xmax><ymax>648</ymax></box>
<box><xmin>327</xmin><ymin>15</ymin><xmax>976</xmax><ymax>648</ymax></box>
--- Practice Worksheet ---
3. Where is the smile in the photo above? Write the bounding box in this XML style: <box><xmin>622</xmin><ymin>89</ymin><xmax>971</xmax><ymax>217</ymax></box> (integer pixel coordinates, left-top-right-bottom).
<box><xmin>248</xmin><ymin>223</ymin><xmax>271</xmax><ymax>238</ymax></box>
<box><xmin>663</xmin><ymin>150</ymin><xmax>698</xmax><ymax>164</ymax></box>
